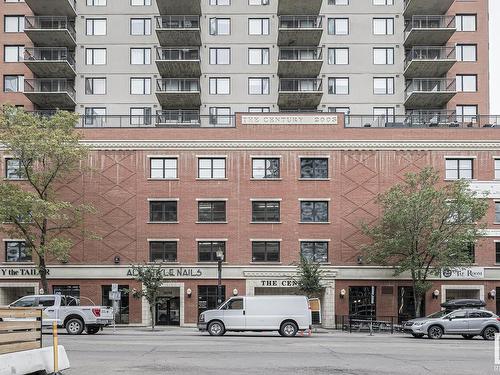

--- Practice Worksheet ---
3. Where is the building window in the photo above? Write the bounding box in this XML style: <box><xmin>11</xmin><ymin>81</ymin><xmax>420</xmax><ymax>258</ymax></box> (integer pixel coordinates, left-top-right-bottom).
<box><xmin>373</xmin><ymin>77</ymin><xmax>394</xmax><ymax>95</ymax></box>
<box><xmin>249</xmin><ymin>0</ymin><xmax>269</xmax><ymax>4</ymax></box>
<box><xmin>150</xmin><ymin>158</ymin><xmax>177</xmax><ymax>179</ymax></box>
<box><xmin>300</xmin><ymin>201</ymin><xmax>328</xmax><ymax>223</ymax></box>
<box><xmin>496</xmin><ymin>242</ymin><xmax>500</xmax><ymax>263</ymax></box>
<box><xmin>198</xmin><ymin>241</ymin><xmax>226</xmax><ymax>262</ymax></box>
<box><xmin>130</xmin><ymin>48</ymin><xmax>151</xmax><ymax>65</ymax></box>
<box><xmin>495</xmin><ymin>160</ymin><xmax>500</xmax><ymax>180</ymax></box>
<box><xmin>198</xmin><ymin>201</ymin><xmax>226</xmax><ymax>222</ymax></box>
<box><xmin>349</xmin><ymin>286</ymin><xmax>376</xmax><ymax>317</ymax></box>
<box><xmin>209</xmin><ymin>77</ymin><xmax>230</xmax><ymax>95</ymax></box>
<box><xmin>248</xmin><ymin>48</ymin><xmax>269</xmax><ymax>65</ymax></box>
<box><xmin>248</xmin><ymin>107</ymin><xmax>270</xmax><ymax>113</ymax></box>
<box><xmin>198</xmin><ymin>158</ymin><xmax>226</xmax><ymax>179</ymax></box>
<box><xmin>300</xmin><ymin>241</ymin><xmax>328</xmax><ymax>263</ymax></box>
<box><xmin>373</xmin><ymin>107</ymin><xmax>395</xmax><ymax>120</ymax></box>
<box><xmin>86</xmin><ymin>48</ymin><xmax>106</xmax><ymax>65</ymax></box>
<box><xmin>149</xmin><ymin>241</ymin><xmax>177</xmax><ymax>262</ymax></box>
<box><xmin>252</xmin><ymin>201</ymin><xmax>280</xmax><ymax>222</ymax></box>
<box><xmin>209</xmin><ymin>48</ymin><xmax>230</xmax><ymax>64</ymax></box>
<box><xmin>328</xmin><ymin>18</ymin><xmax>349</xmax><ymax>35</ymax></box>
<box><xmin>328</xmin><ymin>48</ymin><xmax>349</xmax><ymax>65</ymax></box>
<box><xmin>209</xmin><ymin>18</ymin><xmax>231</xmax><ymax>35</ymax></box>
<box><xmin>86</xmin><ymin>18</ymin><xmax>107</xmax><ymax>35</ymax></box>
<box><xmin>252</xmin><ymin>158</ymin><xmax>280</xmax><ymax>179</ymax></box>
<box><xmin>5</xmin><ymin>158</ymin><xmax>25</xmax><ymax>179</ymax></box>
<box><xmin>373</xmin><ymin>18</ymin><xmax>394</xmax><ymax>35</ymax></box>
<box><xmin>84</xmin><ymin>107</ymin><xmax>106</xmax><ymax>126</ymax></box>
<box><xmin>445</xmin><ymin>159</ymin><xmax>473</xmax><ymax>180</ymax></box>
<box><xmin>495</xmin><ymin>202</ymin><xmax>500</xmax><ymax>223</ymax></box>
<box><xmin>329</xmin><ymin>0</ymin><xmax>349</xmax><ymax>5</ymax></box>
<box><xmin>130</xmin><ymin>78</ymin><xmax>151</xmax><ymax>95</ymax></box>
<box><xmin>328</xmin><ymin>107</ymin><xmax>350</xmax><ymax>125</ymax></box>
<box><xmin>456</xmin><ymin>44</ymin><xmax>477</xmax><ymax>62</ymax></box>
<box><xmin>209</xmin><ymin>107</ymin><xmax>232</xmax><ymax>126</ymax></box>
<box><xmin>373</xmin><ymin>47</ymin><xmax>394</xmax><ymax>65</ymax></box>
<box><xmin>456</xmin><ymin>105</ymin><xmax>477</xmax><ymax>122</ymax></box>
<box><xmin>4</xmin><ymin>45</ymin><xmax>23</xmax><ymax>62</ymax></box>
<box><xmin>5</xmin><ymin>241</ymin><xmax>31</xmax><ymax>262</ymax></box>
<box><xmin>456</xmin><ymin>14</ymin><xmax>476</xmax><ymax>32</ymax></box>
<box><xmin>130</xmin><ymin>18</ymin><xmax>151</xmax><ymax>35</ymax></box>
<box><xmin>4</xmin><ymin>16</ymin><xmax>24</xmax><ymax>32</ymax></box>
<box><xmin>131</xmin><ymin>0</ymin><xmax>152</xmax><ymax>5</ymax></box>
<box><xmin>248</xmin><ymin>18</ymin><xmax>269</xmax><ymax>35</ymax></box>
<box><xmin>210</xmin><ymin>0</ymin><xmax>230</xmax><ymax>4</ymax></box>
<box><xmin>149</xmin><ymin>201</ymin><xmax>177</xmax><ymax>222</ymax></box>
<box><xmin>130</xmin><ymin>107</ymin><xmax>152</xmax><ymax>126</ymax></box>
<box><xmin>3</xmin><ymin>75</ymin><xmax>23</xmax><ymax>92</ymax></box>
<box><xmin>252</xmin><ymin>241</ymin><xmax>280</xmax><ymax>262</ymax></box>
<box><xmin>328</xmin><ymin>77</ymin><xmax>349</xmax><ymax>95</ymax></box>
<box><xmin>248</xmin><ymin>77</ymin><xmax>270</xmax><ymax>95</ymax></box>
<box><xmin>373</xmin><ymin>0</ymin><xmax>393</xmax><ymax>4</ymax></box>
<box><xmin>456</xmin><ymin>75</ymin><xmax>477</xmax><ymax>92</ymax></box>
<box><xmin>85</xmin><ymin>77</ymin><xmax>106</xmax><ymax>95</ymax></box>
<box><xmin>300</xmin><ymin>158</ymin><xmax>328</xmax><ymax>179</ymax></box>
<box><xmin>87</xmin><ymin>0</ymin><xmax>106</xmax><ymax>5</ymax></box>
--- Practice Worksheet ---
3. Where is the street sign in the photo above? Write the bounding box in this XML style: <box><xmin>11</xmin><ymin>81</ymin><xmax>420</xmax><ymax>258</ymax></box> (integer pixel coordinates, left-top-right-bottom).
<box><xmin>109</xmin><ymin>291</ymin><xmax>121</xmax><ymax>301</ymax></box>
<box><xmin>111</xmin><ymin>283</ymin><xmax>119</xmax><ymax>292</ymax></box>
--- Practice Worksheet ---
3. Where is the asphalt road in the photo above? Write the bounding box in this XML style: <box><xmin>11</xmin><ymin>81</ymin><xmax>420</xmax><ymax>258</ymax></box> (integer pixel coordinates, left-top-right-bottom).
<box><xmin>48</xmin><ymin>328</ymin><xmax>498</xmax><ymax>375</ymax></box>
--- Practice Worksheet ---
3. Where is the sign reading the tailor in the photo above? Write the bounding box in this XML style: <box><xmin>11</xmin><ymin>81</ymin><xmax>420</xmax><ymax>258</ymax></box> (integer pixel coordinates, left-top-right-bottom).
<box><xmin>126</xmin><ymin>267</ymin><xmax>203</xmax><ymax>278</ymax></box>
<box><xmin>0</xmin><ymin>267</ymin><xmax>47</xmax><ymax>277</ymax></box>
<box><xmin>441</xmin><ymin>267</ymin><xmax>485</xmax><ymax>280</ymax></box>
<box><xmin>241</xmin><ymin>114</ymin><xmax>338</xmax><ymax>126</ymax></box>
<box><xmin>259</xmin><ymin>279</ymin><xmax>298</xmax><ymax>287</ymax></box>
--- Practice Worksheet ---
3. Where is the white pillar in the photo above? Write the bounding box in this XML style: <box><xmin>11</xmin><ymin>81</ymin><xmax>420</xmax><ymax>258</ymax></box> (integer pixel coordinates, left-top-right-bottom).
<box><xmin>321</xmin><ymin>281</ymin><xmax>335</xmax><ymax>328</ymax></box>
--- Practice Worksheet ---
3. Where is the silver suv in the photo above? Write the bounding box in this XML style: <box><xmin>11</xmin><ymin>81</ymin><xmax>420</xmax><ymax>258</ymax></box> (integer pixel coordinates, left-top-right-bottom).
<box><xmin>404</xmin><ymin>309</ymin><xmax>500</xmax><ymax>340</ymax></box>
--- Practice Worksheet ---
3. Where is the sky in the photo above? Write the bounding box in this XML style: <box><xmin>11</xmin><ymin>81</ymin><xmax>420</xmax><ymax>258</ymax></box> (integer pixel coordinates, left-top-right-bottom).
<box><xmin>490</xmin><ymin>1</ymin><xmax>500</xmax><ymax>113</ymax></box>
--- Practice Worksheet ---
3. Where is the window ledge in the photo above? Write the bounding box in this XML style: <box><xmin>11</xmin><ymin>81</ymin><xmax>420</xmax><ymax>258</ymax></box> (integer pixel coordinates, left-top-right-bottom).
<box><xmin>298</xmin><ymin>178</ymin><xmax>331</xmax><ymax>181</ymax></box>
<box><xmin>196</xmin><ymin>178</ymin><xmax>228</xmax><ymax>181</ymax></box>
<box><xmin>147</xmin><ymin>221</ymin><xmax>179</xmax><ymax>224</ymax></box>
<box><xmin>250</xmin><ymin>262</ymin><xmax>282</xmax><ymax>265</ymax></box>
<box><xmin>250</xmin><ymin>178</ymin><xmax>282</xmax><ymax>181</ymax></box>
<box><xmin>444</xmin><ymin>178</ymin><xmax>477</xmax><ymax>182</ymax></box>
<box><xmin>298</xmin><ymin>222</ymin><xmax>331</xmax><ymax>224</ymax></box>
<box><xmin>3</xmin><ymin>178</ymin><xmax>28</xmax><ymax>181</ymax></box>
<box><xmin>1</xmin><ymin>262</ymin><xmax>34</xmax><ymax>265</ymax></box>
<box><xmin>196</xmin><ymin>262</ymin><xmax>229</xmax><ymax>265</ymax></box>
<box><xmin>494</xmin><ymin>222</ymin><xmax>500</xmax><ymax>225</ymax></box>
<box><xmin>147</xmin><ymin>178</ymin><xmax>179</xmax><ymax>181</ymax></box>
<box><xmin>195</xmin><ymin>221</ymin><xmax>228</xmax><ymax>224</ymax></box>
<box><xmin>147</xmin><ymin>261</ymin><xmax>179</xmax><ymax>265</ymax></box>
<box><xmin>250</xmin><ymin>221</ymin><xmax>282</xmax><ymax>224</ymax></box>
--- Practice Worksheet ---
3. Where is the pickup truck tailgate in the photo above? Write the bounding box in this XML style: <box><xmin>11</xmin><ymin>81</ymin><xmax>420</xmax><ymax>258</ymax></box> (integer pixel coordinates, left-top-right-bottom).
<box><xmin>99</xmin><ymin>307</ymin><xmax>114</xmax><ymax>320</ymax></box>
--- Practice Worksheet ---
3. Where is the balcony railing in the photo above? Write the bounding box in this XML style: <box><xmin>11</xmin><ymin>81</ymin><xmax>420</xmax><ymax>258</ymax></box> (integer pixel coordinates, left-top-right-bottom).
<box><xmin>156</xmin><ymin>48</ymin><xmax>200</xmax><ymax>61</ymax></box>
<box><xmin>405</xmin><ymin>78</ymin><xmax>456</xmax><ymax>97</ymax></box>
<box><xmin>156</xmin><ymin>78</ymin><xmax>200</xmax><ymax>93</ymax></box>
<box><xmin>404</xmin><ymin>46</ymin><xmax>455</xmax><ymax>68</ymax></box>
<box><xmin>24</xmin><ymin>16</ymin><xmax>76</xmax><ymax>38</ymax></box>
<box><xmin>24</xmin><ymin>78</ymin><xmax>75</xmax><ymax>98</ymax></box>
<box><xmin>279</xmin><ymin>78</ymin><xmax>323</xmax><ymax>92</ymax></box>
<box><xmin>405</xmin><ymin>15</ymin><xmax>455</xmax><ymax>32</ymax></box>
<box><xmin>279</xmin><ymin>15</ymin><xmax>322</xmax><ymax>29</ymax></box>
<box><xmin>155</xmin><ymin>16</ymin><xmax>200</xmax><ymax>30</ymax></box>
<box><xmin>23</xmin><ymin>47</ymin><xmax>75</xmax><ymax>67</ymax></box>
<box><xmin>279</xmin><ymin>47</ymin><xmax>322</xmax><ymax>61</ymax></box>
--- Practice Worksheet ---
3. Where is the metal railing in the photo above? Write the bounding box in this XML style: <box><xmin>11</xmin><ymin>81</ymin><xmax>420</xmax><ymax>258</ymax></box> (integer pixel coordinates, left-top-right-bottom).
<box><xmin>24</xmin><ymin>16</ymin><xmax>76</xmax><ymax>39</ymax></box>
<box><xmin>405</xmin><ymin>78</ymin><xmax>456</xmax><ymax>96</ymax></box>
<box><xmin>405</xmin><ymin>15</ymin><xmax>455</xmax><ymax>32</ymax></box>
<box><xmin>23</xmin><ymin>47</ymin><xmax>75</xmax><ymax>67</ymax></box>
<box><xmin>24</xmin><ymin>79</ymin><xmax>75</xmax><ymax>98</ymax></box>
<box><xmin>156</xmin><ymin>78</ymin><xmax>200</xmax><ymax>92</ymax></box>
<box><xmin>278</xmin><ymin>47</ymin><xmax>323</xmax><ymax>61</ymax></box>
<box><xmin>279</xmin><ymin>15</ymin><xmax>323</xmax><ymax>29</ymax></box>
<box><xmin>335</xmin><ymin>315</ymin><xmax>411</xmax><ymax>333</ymax></box>
<box><xmin>156</xmin><ymin>47</ymin><xmax>200</xmax><ymax>61</ymax></box>
<box><xmin>404</xmin><ymin>46</ymin><xmax>455</xmax><ymax>68</ymax></box>
<box><xmin>155</xmin><ymin>15</ymin><xmax>200</xmax><ymax>30</ymax></box>
<box><xmin>279</xmin><ymin>78</ymin><xmax>323</xmax><ymax>92</ymax></box>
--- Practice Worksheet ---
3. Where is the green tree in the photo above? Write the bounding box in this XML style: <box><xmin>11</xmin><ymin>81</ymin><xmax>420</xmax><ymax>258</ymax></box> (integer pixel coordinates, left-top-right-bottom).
<box><xmin>0</xmin><ymin>106</ymin><xmax>94</xmax><ymax>293</ymax></box>
<box><xmin>294</xmin><ymin>256</ymin><xmax>324</xmax><ymax>299</ymax></box>
<box><xmin>129</xmin><ymin>263</ymin><xmax>164</xmax><ymax>330</ymax></box>
<box><xmin>362</xmin><ymin>167</ymin><xmax>488</xmax><ymax>317</ymax></box>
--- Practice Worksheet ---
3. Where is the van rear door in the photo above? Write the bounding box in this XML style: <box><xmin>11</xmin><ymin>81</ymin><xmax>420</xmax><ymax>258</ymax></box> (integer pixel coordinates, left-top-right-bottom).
<box><xmin>222</xmin><ymin>298</ymin><xmax>245</xmax><ymax>329</ymax></box>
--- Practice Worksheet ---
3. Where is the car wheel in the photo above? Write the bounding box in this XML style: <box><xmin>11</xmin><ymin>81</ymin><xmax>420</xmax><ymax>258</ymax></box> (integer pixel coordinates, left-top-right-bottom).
<box><xmin>462</xmin><ymin>334</ymin><xmax>474</xmax><ymax>340</ymax></box>
<box><xmin>66</xmin><ymin>318</ymin><xmax>84</xmax><ymax>335</ymax></box>
<box><xmin>279</xmin><ymin>321</ymin><xmax>298</xmax><ymax>337</ymax></box>
<box><xmin>427</xmin><ymin>325</ymin><xmax>443</xmax><ymax>340</ymax></box>
<box><xmin>411</xmin><ymin>333</ymin><xmax>424</xmax><ymax>338</ymax></box>
<box><xmin>208</xmin><ymin>321</ymin><xmax>225</xmax><ymax>336</ymax></box>
<box><xmin>482</xmin><ymin>326</ymin><xmax>498</xmax><ymax>341</ymax></box>
<box><xmin>86</xmin><ymin>326</ymin><xmax>100</xmax><ymax>335</ymax></box>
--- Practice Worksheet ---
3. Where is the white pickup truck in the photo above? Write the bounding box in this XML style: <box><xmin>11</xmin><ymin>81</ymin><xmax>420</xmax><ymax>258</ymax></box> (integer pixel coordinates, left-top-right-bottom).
<box><xmin>7</xmin><ymin>294</ymin><xmax>114</xmax><ymax>335</ymax></box>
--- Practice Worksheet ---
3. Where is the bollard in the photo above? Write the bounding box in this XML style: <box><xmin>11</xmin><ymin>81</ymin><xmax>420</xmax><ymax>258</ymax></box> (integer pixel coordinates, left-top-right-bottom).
<box><xmin>52</xmin><ymin>321</ymin><xmax>62</xmax><ymax>375</ymax></box>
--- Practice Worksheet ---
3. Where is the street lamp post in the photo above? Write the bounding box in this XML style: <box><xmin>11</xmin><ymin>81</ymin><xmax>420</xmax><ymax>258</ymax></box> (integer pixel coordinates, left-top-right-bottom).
<box><xmin>216</xmin><ymin>249</ymin><xmax>224</xmax><ymax>305</ymax></box>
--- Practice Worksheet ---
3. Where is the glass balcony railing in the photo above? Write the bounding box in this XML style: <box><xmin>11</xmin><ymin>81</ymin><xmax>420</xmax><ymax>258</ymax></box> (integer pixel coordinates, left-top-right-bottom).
<box><xmin>24</xmin><ymin>78</ymin><xmax>75</xmax><ymax>98</ymax></box>
<box><xmin>278</xmin><ymin>16</ymin><xmax>322</xmax><ymax>29</ymax></box>
<box><xmin>279</xmin><ymin>78</ymin><xmax>323</xmax><ymax>92</ymax></box>
<box><xmin>405</xmin><ymin>78</ymin><xmax>456</xmax><ymax>96</ymax></box>
<box><xmin>155</xmin><ymin>16</ymin><xmax>200</xmax><ymax>30</ymax></box>
<box><xmin>23</xmin><ymin>47</ymin><xmax>75</xmax><ymax>67</ymax></box>
<box><xmin>24</xmin><ymin>16</ymin><xmax>76</xmax><ymax>39</ymax></box>
<box><xmin>405</xmin><ymin>15</ymin><xmax>455</xmax><ymax>32</ymax></box>
<box><xmin>156</xmin><ymin>48</ymin><xmax>200</xmax><ymax>61</ymax></box>
<box><xmin>279</xmin><ymin>47</ymin><xmax>322</xmax><ymax>61</ymax></box>
<box><xmin>404</xmin><ymin>46</ymin><xmax>455</xmax><ymax>68</ymax></box>
<box><xmin>156</xmin><ymin>78</ymin><xmax>200</xmax><ymax>93</ymax></box>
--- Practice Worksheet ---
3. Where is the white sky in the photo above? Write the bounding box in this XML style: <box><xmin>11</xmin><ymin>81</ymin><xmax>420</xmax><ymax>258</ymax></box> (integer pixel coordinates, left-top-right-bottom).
<box><xmin>490</xmin><ymin>1</ymin><xmax>500</xmax><ymax>114</ymax></box>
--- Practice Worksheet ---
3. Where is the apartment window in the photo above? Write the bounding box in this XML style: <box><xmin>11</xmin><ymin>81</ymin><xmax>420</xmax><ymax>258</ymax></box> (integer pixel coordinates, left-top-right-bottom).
<box><xmin>301</xmin><ymin>201</ymin><xmax>328</xmax><ymax>223</ymax></box>
<box><xmin>300</xmin><ymin>158</ymin><xmax>328</xmax><ymax>179</ymax></box>
<box><xmin>198</xmin><ymin>201</ymin><xmax>226</xmax><ymax>222</ymax></box>
<box><xmin>87</xmin><ymin>0</ymin><xmax>106</xmax><ymax>5</ymax></box>
<box><xmin>209</xmin><ymin>107</ymin><xmax>232</xmax><ymax>126</ymax></box>
<box><xmin>130</xmin><ymin>48</ymin><xmax>151</xmax><ymax>64</ymax></box>
<box><xmin>198</xmin><ymin>158</ymin><xmax>226</xmax><ymax>179</ymax></box>
<box><xmin>4</xmin><ymin>46</ymin><xmax>23</xmax><ymax>62</ymax></box>
<box><xmin>495</xmin><ymin>160</ymin><xmax>500</xmax><ymax>180</ymax></box>
<box><xmin>149</xmin><ymin>241</ymin><xmax>177</xmax><ymax>262</ymax></box>
<box><xmin>373</xmin><ymin>47</ymin><xmax>394</xmax><ymax>65</ymax></box>
<box><xmin>131</xmin><ymin>0</ymin><xmax>151</xmax><ymax>5</ymax></box>
<box><xmin>456</xmin><ymin>44</ymin><xmax>477</xmax><ymax>62</ymax></box>
<box><xmin>373</xmin><ymin>0</ymin><xmax>393</xmax><ymax>4</ymax></box>
<box><xmin>5</xmin><ymin>241</ymin><xmax>31</xmax><ymax>262</ymax></box>
<box><xmin>445</xmin><ymin>159</ymin><xmax>473</xmax><ymax>180</ymax></box>
<box><xmin>150</xmin><ymin>158</ymin><xmax>177</xmax><ymax>179</ymax></box>
<box><xmin>198</xmin><ymin>241</ymin><xmax>226</xmax><ymax>262</ymax></box>
<box><xmin>209</xmin><ymin>78</ymin><xmax>230</xmax><ymax>95</ymax></box>
<box><xmin>4</xmin><ymin>16</ymin><xmax>24</xmax><ymax>32</ymax></box>
<box><xmin>86</xmin><ymin>48</ymin><xmax>106</xmax><ymax>65</ymax></box>
<box><xmin>210</xmin><ymin>0</ymin><xmax>230</xmax><ymax>4</ymax></box>
<box><xmin>328</xmin><ymin>18</ymin><xmax>349</xmax><ymax>35</ymax></box>
<box><xmin>456</xmin><ymin>14</ymin><xmax>477</xmax><ymax>32</ymax></box>
<box><xmin>456</xmin><ymin>75</ymin><xmax>477</xmax><ymax>92</ymax></box>
<box><xmin>209</xmin><ymin>18</ymin><xmax>231</xmax><ymax>35</ymax></box>
<box><xmin>248</xmin><ymin>107</ymin><xmax>270</xmax><ymax>113</ymax></box>
<box><xmin>456</xmin><ymin>105</ymin><xmax>478</xmax><ymax>122</ymax></box>
<box><xmin>248</xmin><ymin>77</ymin><xmax>269</xmax><ymax>95</ymax></box>
<box><xmin>373</xmin><ymin>107</ymin><xmax>395</xmax><ymax>120</ymax></box>
<box><xmin>328</xmin><ymin>77</ymin><xmax>349</xmax><ymax>95</ymax></box>
<box><xmin>84</xmin><ymin>107</ymin><xmax>106</xmax><ymax>126</ymax></box>
<box><xmin>130</xmin><ymin>18</ymin><xmax>151</xmax><ymax>35</ymax></box>
<box><xmin>3</xmin><ymin>75</ymin><xmax>23</xmax><ymax>92</ymax></box>
<box><xmin>149</xmin><ymin>201</ymin><xmax>177</xmax><ymax>222</ymax></box>
<box><xmin>373</xmin><ymin>18</ymin><xmax>394</xmax><ymax>35</ymax></box>
<box><xmin>209</xmin><ymin>48</ymin><xmax>230</xmax><ymax>64</ymax></box>
<box><xmin>300</xmin><ymin>241</ymin><xmax>328</xmax><ymax>263</ymax></box>
<box><xmin>249</xmin><ymin>18</ymin><xmax>269</xmax><ymax>35</ymax></box>
<box><xmin>85</xmin><ymin>77</ymin><xmax>106</xmax><ymax>95</ymax></box>
<box><xmin>252</xmin><ymin>241</ymin><xmax>280</xmax><ymax>262</ymax></box>
<box><xmin>130</xmin><ymin>107</ymin><xmax>152</xmax><ymax>126</ymax></box>
<box><xmin>496</xmin><ymin>242</ymin><xmax>500</xmax><ymax>263</ymax></box>
<box><xmin>252</xmin><ymin>158</ymin><xmax>280</xmax><ymax>179</ymax></box>
<box><xmin>373</xmin><ymin>77</ymin><xmax>394</xmax><ymax>95</ymax></box>
<box><xmin>328</xmin><ymin>107</ymin><xmax>350</xmax><ymax>125</ymax></box>
<box><xmin>249</xmin><ymin>0</ymin><xmax>270</xmax><ymax>4</ymax></box>
<box><xmin>5</xmin><ymin>159</ymin><xmax>25</xmax><ymax>179</ymax></box>
<box><xmin>86</xmin><ymin>18</ymin><xmax>107</xmax><ymax>35</ymax></box>
<box><xmin>496</xmin><ymin>202</ymin><xmax>500</xmax><ymax>222</ymax></box>
<box><xmin>248</xmin><ymin>48</ymin><xmax>269</xmax><ymax>65</ymax></box>
<box><xmin>329</xmin><ymin>0</ymin><xmax>349</xmax><ymax>4</ymax></box>
<box><xmin>130</xmin><ymin>78</ymin><xmax>151</xmax><ymax>95</ymax></box>
<box><xmin>252</xmin><ymin>201</ymin><xmax>280</xmax><ymax>222</ymax></box>
<box><xmin>328</xmin><ymin>48</ymin><xmax>349</xmax><ymax>65</ymax></box>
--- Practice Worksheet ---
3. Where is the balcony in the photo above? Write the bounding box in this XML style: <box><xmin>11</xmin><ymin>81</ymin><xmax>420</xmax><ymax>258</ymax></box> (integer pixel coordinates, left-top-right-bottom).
<box><xmin>24</xmin><ymin>17</ymin><xmax>76</xmax><ymax>48</ymax></box>
<box><xmin>404</xmin><ymin>46</ymin><xmax>456</xmax><ymax>78</ymax></box>
<box><xmin>155</xmin><ymin>79</ymin><xmax>201</xmax><ymax>108</ymax></box>
<box><xmin>24</xmin><ymin>0</ymin><xmax>76</xmax><ymax>17</ymax></box>
<box><xmin>277</xmin><ymin>0</ymin><xmax>322</xmax><ymax>15</ymax></box>
<box><xmin>405</xmin><ymin>78</ymin><xmax>456</xmax><ymax>109</ymax></box>
<box><xmin>155</xmin><ymin>48</ymin><xmax>201</xmax><ymax>77</ymax></box>
<box><xmin>278</xmin><ymin>16</ymin><xmax>323</xmax><ymax>46</ymax></box>
<box><xmin>24</xmin><ymin>79</ymin><xmax>76</xmax><ymax>109</ymax></box>
<box><xmin>155</xmin><ymin>16</ymin><xmax>201</xmax><ymax>46</ymax></box>
<box><xmin>278</xmin><ymin>48</ymin><xmax>323</xmax><ymax>78</ymax></box>
<box><xmin>278</xmin><ymin>78</ymin><xmax>323</xmax><ymax>110</ymax></box>
<box><xmin>24</xmin><ymin>48</ymin><xmax>75</xmax><ymax>78</ymax></box>
<box><xmin>404</xmin><ymin>16</ymin><xmax>455</xmax><ymax>47</ymax></box>
<box><xmin>156</xmin><ymin>0</ymin><xmax>201</xmax><ymax>15</ymax></box>
<box><xmin>403</xmin><ymin>0</ymin><xmax>454</xmax><ymax>18</ymax></box>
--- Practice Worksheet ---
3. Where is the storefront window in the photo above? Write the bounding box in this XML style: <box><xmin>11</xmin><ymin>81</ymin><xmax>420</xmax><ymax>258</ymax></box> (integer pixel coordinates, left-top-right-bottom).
<box><xmin>349</xmin><ymin>286</ymin><xmax>376</xmax><ymax>317</ymax></box>
<box><xmin>102</xmin><ymin>285</ymin><xmax>129</xmax><ymax>324</ymax></box>
<box><xmin>397</xmin><ymin>286</ymin><xmax>421</xmax><ymax>322</ymax></box>
<box><xmin>198</xmin><ymin>285</ymin><xmax>226</xmax><ymax>316</ymax></box>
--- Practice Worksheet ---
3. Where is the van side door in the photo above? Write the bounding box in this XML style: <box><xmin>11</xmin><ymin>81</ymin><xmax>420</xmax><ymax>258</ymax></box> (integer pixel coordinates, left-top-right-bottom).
<box><xmin>222</xmin><ymin>298</ymin><xmax>245</xmax><ymax>330</ymax></box>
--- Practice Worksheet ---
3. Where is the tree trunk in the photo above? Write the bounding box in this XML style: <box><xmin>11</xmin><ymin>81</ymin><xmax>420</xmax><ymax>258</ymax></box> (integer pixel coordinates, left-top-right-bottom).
<box><xmin>150</xmin><ymin>304</ymin><xmax>155</xmax><ymax>331</ymax></box>
<box><xmin>38</xmin><ymin>256</ymin><xmax>49</xmax><ymax>294</ymax></box>
<box><xmin>412</xmin><ymin>281</ymin><xmax>422</xmax><ymax>318</ymax></box>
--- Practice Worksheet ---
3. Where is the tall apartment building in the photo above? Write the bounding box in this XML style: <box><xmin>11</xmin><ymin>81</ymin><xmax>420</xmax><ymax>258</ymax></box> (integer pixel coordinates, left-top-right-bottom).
<box><xmin>0</xmin><ymin>0</ymin><xmax>490</xmax><ymax>125</ymax></box>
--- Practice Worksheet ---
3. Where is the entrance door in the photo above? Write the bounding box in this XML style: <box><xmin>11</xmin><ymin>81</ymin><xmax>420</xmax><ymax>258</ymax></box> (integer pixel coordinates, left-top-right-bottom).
<box><xmin>198</xmin><ymin>285</ymin><xmax>225</xmax><ymax>316</ymax></box>
<box><xmin>156</xmin><ymin>297</ymin><xmax>180</xmax><ymax>326</ymax></box>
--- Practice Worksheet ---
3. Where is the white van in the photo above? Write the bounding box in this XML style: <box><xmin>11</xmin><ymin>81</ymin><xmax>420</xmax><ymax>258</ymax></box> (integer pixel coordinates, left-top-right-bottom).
<box><xmin>197</xmin><ymin>296</ymin><xmax>312</xmax><ymax>336</ymax></box>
